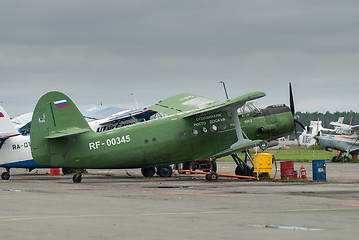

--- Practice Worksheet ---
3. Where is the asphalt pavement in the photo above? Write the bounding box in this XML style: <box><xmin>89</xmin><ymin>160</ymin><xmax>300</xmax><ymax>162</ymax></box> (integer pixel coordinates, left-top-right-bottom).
<box><xmin>1</xmin><ymin>161</ymin><xmax>359</xmax><ymax>240</ymax></box>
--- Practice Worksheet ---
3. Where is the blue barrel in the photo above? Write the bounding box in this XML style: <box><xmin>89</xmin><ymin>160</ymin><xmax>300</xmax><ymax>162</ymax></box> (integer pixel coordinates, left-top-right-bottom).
<box><xmin>312</xmin><ymin>160</ymin><xmax>326</xmax><ymax>181</ymax></box>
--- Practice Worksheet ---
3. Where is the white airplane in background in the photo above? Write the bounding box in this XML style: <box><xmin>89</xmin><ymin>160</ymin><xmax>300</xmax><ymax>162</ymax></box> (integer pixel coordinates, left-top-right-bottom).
<box><xmin>315</xmin><ymin>117</ymin><xmax>359</xmax><ymax>162</ymax></box>
<box><xmin>12</xmin><ymin>104</ymin><xmax>157</xmax><ymax>135</ymax></box>
<box><xmin>0</xmin><ymin>106</ymin><xmax>47</xmax><ymax>180</ymax></box>
<box><xmin>298</xmin><ymin>120</ymin><xmax>335</xmax><ymax>147</ymax></box>
<box><xmin>1</xmin><ymin>105</ymin><xmax>156</xmax><ymax>179</ymax></box>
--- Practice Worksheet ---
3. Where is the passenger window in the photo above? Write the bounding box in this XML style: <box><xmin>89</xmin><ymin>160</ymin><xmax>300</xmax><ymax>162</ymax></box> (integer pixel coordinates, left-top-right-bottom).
<box><xmin>191</xmin><ymin>129</ymin><xmax>199</xmax><ymax>136</ymax></box>
<box><xmin>201</xmin><ymin>127</ymin><xmax>207</xmax><ymax>133</ymax></box>
<box><xmin>210</xmin><ymin>125</ymin><xmax>217</xmax><ymax>132</ymax></box>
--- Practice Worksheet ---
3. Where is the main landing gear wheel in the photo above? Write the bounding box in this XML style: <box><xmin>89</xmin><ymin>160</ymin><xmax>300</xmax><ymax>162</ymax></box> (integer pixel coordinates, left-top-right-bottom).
<box><xmin>235</xmin><ymin>165</ymin><xmax>253</xmax><ymax>176</ymax></box>
<box><xmin>141</xmin><ymin>166</ymin><xmax>156</xmax><ymax>177</ymax></box>
<box><xmin>1</xmin><ymin>172</ymin><xmax>10</xmax><ymax>180</ymax></box>
<box><xmin>206</xmin><ymin>172</ymin><xmax>218</xmax><ymax>181</ymax></box>
<box><xmin>157</xmin><ymin>165</ymin><xmax>173</xmax><ymax>177</ymax></box>
<box><xmin>72</xmin><ymin>173</ymin><xmax>82</xmax><ymax>183</ymax></box>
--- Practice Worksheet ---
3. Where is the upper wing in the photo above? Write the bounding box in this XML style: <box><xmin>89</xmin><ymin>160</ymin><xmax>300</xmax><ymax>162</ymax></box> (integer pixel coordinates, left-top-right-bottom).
<box><xmin>183</xmin><ymin>92</ymin><xmax>266</xmax><ymax>118</ymax></box>
<box><xmin>330</xmin><ymin>122</ymin><xmax>348</xmax><ymax>128</ymax></box>
<box><xmin>330</xmin><ymin>121</ymin><xmax>359</xmax><ymax>132</ymax></box>
<box><xmin>149</xmin><ymin>92</ymin><xmax>266</xmax><ymax>117</ymax></box>
<box><xmin>149</xmin><ymin>93</ymin><xmax>217</xmax><ymax>115</ymax></box>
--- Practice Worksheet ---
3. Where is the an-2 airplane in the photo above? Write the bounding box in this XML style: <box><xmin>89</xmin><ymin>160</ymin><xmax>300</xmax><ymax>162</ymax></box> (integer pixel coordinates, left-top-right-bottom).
<box><xmin>315</xmin><ymin>118</ymin><xmax>359</xmax><ymax>162</ymax></box>
<box><xmin>29</xmin><ymin>84</ymin><xmax>299</xmax><ymax>183</ymax></box>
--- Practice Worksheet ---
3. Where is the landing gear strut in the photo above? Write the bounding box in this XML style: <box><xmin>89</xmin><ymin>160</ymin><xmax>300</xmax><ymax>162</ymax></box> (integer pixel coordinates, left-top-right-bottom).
<box><xmin>1</xmin><ymin>168</ymin><xmax>10</xmax><ymax>180</ymax></box>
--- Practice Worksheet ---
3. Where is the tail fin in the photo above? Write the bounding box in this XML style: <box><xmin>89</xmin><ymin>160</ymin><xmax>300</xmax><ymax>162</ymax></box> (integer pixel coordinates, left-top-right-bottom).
<box><xmin>30</xmin><ymin>91</ymin><xmax>92</xmax><ymax>165</ymax></box>
<box><xmin>0</xmin><ymin>105</ymin><xmax>20</xmax><ymax>139</ymax></box>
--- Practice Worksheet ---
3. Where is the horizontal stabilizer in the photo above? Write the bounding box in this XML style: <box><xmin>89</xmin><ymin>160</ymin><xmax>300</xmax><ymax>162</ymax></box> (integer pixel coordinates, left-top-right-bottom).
<box><xmin>45</xmin><ymin>128</ymin><xmax>90</xmax><ymax>139</ymax></box>
<box><xmin>211</xmin><ymin>140</ymin><xmax>262</xmax><ymax>159</ymax></box>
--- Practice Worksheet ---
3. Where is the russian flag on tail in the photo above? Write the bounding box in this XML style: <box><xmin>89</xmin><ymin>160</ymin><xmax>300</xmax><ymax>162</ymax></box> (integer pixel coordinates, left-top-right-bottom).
<box><xmin>54</xmin><ymin>99</ymin><xmax>69</xmax><ymax>108</ymax></box>
<box><xmin>0</xmin><ymin>112</ymin><xmax>4</xmax><ymax>118</ymax></box>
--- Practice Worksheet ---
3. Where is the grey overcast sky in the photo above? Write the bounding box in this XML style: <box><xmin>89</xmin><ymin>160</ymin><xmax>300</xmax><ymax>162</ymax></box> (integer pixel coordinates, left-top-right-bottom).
<box><xmin>1</xmin><ymin>0</ymin><xmax>358</xmax><ymax>116</ymax></box>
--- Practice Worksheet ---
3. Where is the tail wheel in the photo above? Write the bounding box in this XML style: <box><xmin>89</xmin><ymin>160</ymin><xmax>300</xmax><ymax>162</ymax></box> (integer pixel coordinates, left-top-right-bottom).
<box><xmin>72</xmin><ymin>173</ymin><xmax>82</xmax><ymax>183</ymax></box>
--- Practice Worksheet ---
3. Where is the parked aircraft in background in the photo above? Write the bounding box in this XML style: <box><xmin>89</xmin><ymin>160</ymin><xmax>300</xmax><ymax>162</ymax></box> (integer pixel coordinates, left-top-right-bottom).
<box><xmin>12</xmin><ymin>105</ymin><xmax>157</xmax><ymax>135</ymax></box>
<box><xmin>315</xmin><ymin>118</ymin><xmax>359</xmax><ymax>162</ymax></box>
<box><xmin>298</xmin><ymin>120</ymin><xmax>330</xmax><ymax>147</ymax></box>
<box><xmin>0</xmin><ymin>106</ymin><xmax>47</xmax><ymax>180</ymax></box>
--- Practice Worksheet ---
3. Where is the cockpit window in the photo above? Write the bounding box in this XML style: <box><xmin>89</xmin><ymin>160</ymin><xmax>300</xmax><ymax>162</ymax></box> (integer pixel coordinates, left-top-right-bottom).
<box><xmin>238</xmin><ymin>102</ymin><xmax>261</xmax><ymax>116</ymax></box>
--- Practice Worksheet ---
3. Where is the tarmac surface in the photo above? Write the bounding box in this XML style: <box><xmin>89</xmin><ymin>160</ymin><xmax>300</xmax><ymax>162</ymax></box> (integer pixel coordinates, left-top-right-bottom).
<box><xmin>1</xmin><ymin>161</ymin><xmax>359</xmax><ymax>240</ymax></box>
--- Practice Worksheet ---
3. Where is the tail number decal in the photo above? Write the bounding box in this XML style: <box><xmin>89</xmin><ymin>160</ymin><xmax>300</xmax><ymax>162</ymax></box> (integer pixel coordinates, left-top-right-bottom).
<box><xmin>89</xmin><ymin>135</ymin><xmax>131</xmax><ymax>150</ymax></box>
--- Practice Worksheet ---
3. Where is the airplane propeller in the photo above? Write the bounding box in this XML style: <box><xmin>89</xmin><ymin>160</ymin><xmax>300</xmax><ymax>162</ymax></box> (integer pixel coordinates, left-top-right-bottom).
<box><xmin>289</xmin><ymin>82</ymin><xmax>305</xmax><ymax>145</ymax></box>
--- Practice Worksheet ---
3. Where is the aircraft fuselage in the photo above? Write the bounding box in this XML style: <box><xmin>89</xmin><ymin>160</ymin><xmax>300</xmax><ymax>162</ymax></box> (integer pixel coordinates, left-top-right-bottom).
<box><xmin>33</xmin><ymin>106</ymin><xmax>293</xmax><ymax>169</ymax></box>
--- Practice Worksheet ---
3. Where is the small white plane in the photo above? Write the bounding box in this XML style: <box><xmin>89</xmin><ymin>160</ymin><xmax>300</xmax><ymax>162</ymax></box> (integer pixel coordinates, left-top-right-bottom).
<box><xmin>298</xmin><ymin>120</ymin><xmax>332</xmax><ymax>147</ymax></box>
<box><xmin>0</xmin><ymin>106</ymin><xmax>47</xmax><ymax>180</ymax></box>
<box><xmin>315</xmin><ymin>118</ymin><xmax>359</xmax><ymax>162</ymax></box>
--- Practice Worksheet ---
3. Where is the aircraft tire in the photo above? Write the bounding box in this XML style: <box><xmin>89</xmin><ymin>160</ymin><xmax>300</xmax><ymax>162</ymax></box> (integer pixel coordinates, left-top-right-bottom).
<box><xmin>206</xmin><ymin>172</ymin><xmax>218</xmax><ymax>181</ymax></box>
<box><xmin>141</xmin><ymin>166</ymin><xmax>156</xmax><ymax>177</ymax></box>
<box><xmin>1</xmin><ymin>172</ymin><xmax>10</xmax><ymax>180</ymax></box>
<box><xmin>235</xmin><ymin>165</ymin><xmax>253</xmax><ymax>176</ymax></box>
<box><xmin>157</xmin><ymin>166</ymin><xmax>173</xmax><ymax>177</ymax></box>
<box><xmin>344</xmin><ymin>156</ymin><xmax>351</xmax><ymax>162</ymax></box>
<box><xmin>72</xmin><ymin>174</ymin><xmax>82</xmax><ymax>183</ymax></box>
<box><xmin>331</xmin><ymin>156</ymin><xmax>340</xmax><ymax>162</ymax></box>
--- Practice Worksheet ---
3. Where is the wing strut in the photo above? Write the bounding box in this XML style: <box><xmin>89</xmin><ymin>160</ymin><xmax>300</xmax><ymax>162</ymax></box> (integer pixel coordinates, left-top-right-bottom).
<box><xmin>229</xmin><ymin>106</ymin><xmax>250</xmax><ymax>148</ymax></box>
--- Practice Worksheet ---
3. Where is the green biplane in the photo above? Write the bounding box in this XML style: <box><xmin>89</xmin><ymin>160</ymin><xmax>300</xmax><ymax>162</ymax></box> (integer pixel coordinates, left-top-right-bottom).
<box><xmin>30</xmin><ymin>86</ymin><xmax>299</xmax><ymax>183</ymax></box>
